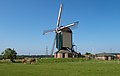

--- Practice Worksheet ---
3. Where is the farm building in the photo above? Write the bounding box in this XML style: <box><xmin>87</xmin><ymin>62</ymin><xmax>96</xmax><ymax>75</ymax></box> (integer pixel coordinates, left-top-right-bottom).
<box><xmin>95</xmin><ymin>53</ymin><xmax>120</xmax><ymax>60</ymax></box>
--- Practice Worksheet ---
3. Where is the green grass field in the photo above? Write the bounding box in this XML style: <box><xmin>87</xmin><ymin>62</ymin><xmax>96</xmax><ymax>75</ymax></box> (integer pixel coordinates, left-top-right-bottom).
<box><xmin>0</xmin><ymin>59</ymin><xmax>120</xmax><ymax>76</ymax></box>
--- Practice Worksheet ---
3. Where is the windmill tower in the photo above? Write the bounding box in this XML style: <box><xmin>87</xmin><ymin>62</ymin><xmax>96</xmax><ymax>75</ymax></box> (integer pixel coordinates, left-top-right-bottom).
<box><xmin>43</xmin><ymin>4</ymin><xmax>79</xmax><ymax>58</ymax></box>
<box><xmin>46</xmin><ymin>46</ymin><xmax>48</xmax><ymax>55</ymax></box>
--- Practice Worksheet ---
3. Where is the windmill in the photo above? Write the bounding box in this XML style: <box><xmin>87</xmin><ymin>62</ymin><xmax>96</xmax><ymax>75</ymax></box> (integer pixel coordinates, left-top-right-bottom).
<box><xmin>43</xmin><ymin>4</ymin><xmax>79</xmax><ymax>58</ymax></box>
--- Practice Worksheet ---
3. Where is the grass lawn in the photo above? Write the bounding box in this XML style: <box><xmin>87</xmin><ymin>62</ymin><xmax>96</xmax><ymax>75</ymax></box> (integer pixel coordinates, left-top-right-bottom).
<box><xmin>0</xmin><ymin>60</ymin><xmax>120</xmax><ymax>76</ymax></box>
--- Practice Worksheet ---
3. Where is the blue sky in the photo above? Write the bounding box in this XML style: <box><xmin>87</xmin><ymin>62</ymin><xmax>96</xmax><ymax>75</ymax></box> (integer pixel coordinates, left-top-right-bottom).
<box><xmin>0</xmin><ymin>0</ymin><xmax>120</xmax><ymax>55</ymax></box>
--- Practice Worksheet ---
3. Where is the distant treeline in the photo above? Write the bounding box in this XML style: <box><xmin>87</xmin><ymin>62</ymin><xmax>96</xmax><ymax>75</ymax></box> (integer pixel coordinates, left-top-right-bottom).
<box><xmin>0</xmin><ymin>55</ymin><xmax>53</xmax><ymax>59</ymax></box>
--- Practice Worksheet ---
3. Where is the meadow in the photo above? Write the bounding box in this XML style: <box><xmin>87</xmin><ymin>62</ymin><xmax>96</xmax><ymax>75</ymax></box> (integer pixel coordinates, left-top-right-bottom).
<box><xmin>0</xmin><ymin>59</ymin><xmax>120</xmax><ymax>76</ymax></box>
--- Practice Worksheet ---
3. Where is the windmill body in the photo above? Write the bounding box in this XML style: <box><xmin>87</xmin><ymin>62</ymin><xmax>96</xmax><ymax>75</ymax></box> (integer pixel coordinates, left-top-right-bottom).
<box><xmin>56</xmin><ymin>27</ymin><xmax>72</xmax><ymax>50</ymax></box>
<box><xmin>43</xmin><ymin>4</ymin><xmax>79</xmax><ymax>58</ymax></box>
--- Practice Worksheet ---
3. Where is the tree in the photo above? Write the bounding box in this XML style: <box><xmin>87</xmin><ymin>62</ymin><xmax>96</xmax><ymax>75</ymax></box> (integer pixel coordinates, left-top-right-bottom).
<box><xmin>85</xmin><ymin>52</ymin><xmax>92</xmax><ymax>55</ymax></box>
<box><xmin>1</xmin><ymin>48</ymin><xmax>17</xmax><ymax>63</ymax></box>
<box><xmin>85</xmin><ymin>52</ymin><xmax>94</xmax><ymax>59</ymax></box>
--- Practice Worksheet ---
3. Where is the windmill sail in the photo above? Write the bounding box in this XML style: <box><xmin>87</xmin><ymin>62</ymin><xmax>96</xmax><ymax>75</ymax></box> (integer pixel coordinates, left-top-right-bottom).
<box><xmin>57</xmin><ymin>4</ymin><xmax>63</xmax><ymax>27</ymax></box>
<box><xmin>59</xmin><ymin>21</ymin><xmax>79</xmax><ymax>30</ymax></box>
<box><xmin>43</xmin><ymin>28</ymin><xmax>56</xmax><ymax>35</ymax></box>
